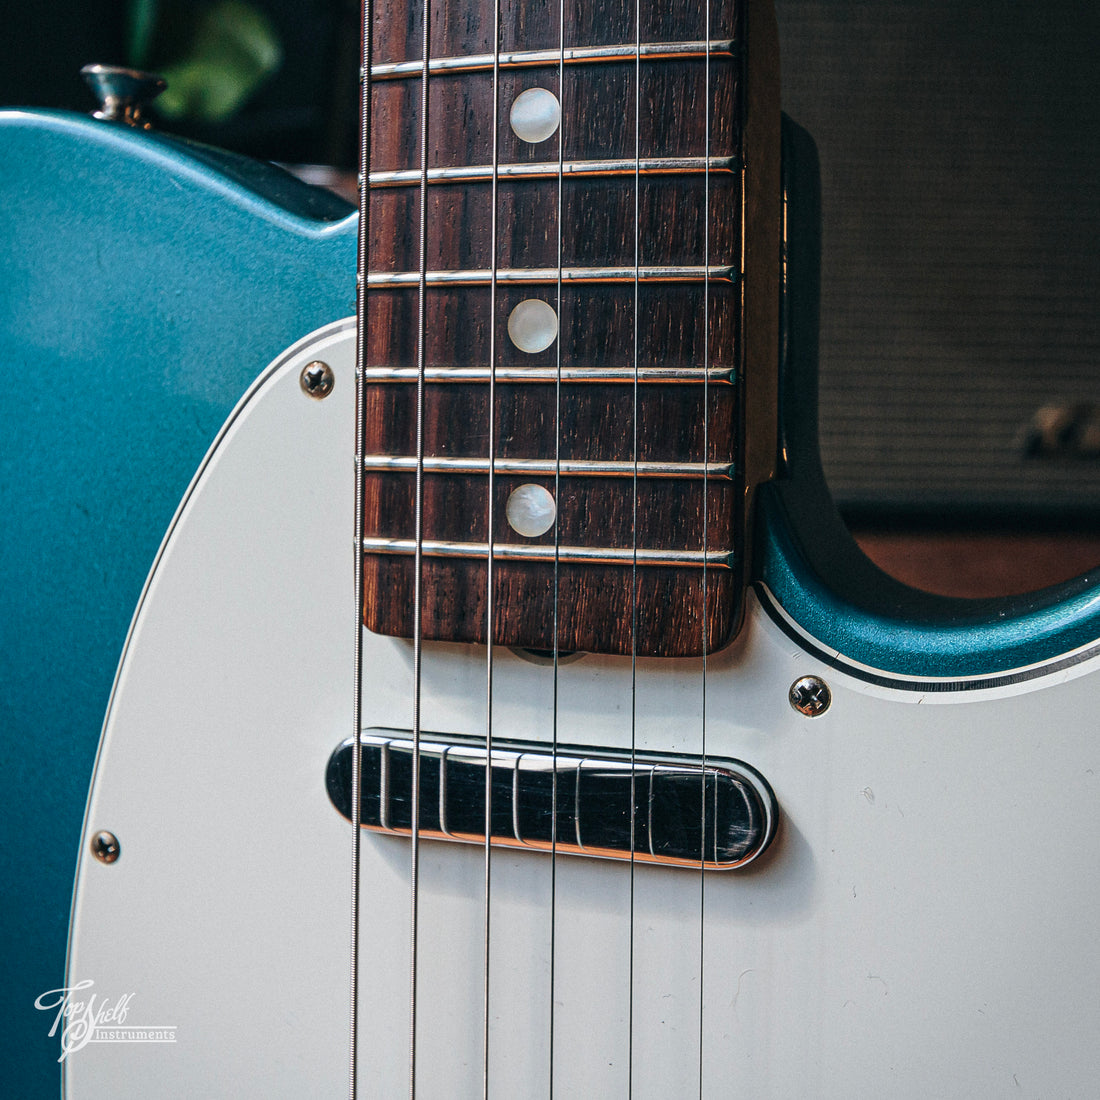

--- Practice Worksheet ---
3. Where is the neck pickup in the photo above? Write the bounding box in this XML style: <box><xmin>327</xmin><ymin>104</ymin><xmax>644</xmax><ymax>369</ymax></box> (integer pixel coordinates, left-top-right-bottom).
<box><xmin>327</xmin><ymin>730</ymin><xmax>777</xmax><ymax>869</ymax></box>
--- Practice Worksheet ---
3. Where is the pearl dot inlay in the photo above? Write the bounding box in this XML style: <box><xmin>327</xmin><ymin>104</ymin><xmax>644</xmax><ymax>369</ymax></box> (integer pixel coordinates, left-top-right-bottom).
<box><xmin>509</xmin><ymin>87</ymin><xmax>561</xmax><ymax>143</ymax></box>
<box><xmin>506</xmin><ymin>484</ymin><xmax>557</xmax><ymax>538</ymax></box>
<box><xmin>507</xmin><ymin>299</ymin><xmax>558</xmax><ymax>353</ymax></box>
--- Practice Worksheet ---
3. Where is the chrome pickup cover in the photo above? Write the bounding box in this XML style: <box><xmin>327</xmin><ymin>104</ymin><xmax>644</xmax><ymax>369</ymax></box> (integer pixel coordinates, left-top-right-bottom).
<box><xmin>327</xmin><ymin>729</ymin><xmax>777</xmax><ymax>870</ymax></box>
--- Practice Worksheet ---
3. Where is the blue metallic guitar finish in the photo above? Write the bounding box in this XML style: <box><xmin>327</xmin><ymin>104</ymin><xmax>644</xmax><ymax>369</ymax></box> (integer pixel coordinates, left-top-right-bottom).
<box><xmin>0</xmin><ymin>108</ymin><xmax>356</xmax><ymax>1096</ymax></box>
<box><xmin>762</xmin><ymin>117</ymin><xmax>1100</xmax><ymax>683</ymax></box>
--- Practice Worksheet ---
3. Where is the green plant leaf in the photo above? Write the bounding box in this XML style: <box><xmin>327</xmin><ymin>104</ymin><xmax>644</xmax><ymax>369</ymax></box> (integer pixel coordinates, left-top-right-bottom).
<box><xmin>155</xmin><ymin>1</ymin><xmax>283</xmax><ymax>123</ymax></box>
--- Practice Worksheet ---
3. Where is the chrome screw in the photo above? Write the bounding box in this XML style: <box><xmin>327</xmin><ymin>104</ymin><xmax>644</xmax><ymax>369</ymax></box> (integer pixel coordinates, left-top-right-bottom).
<box><xmin>789</xmin><ymin>675</ymin><xmax>831</xmax><ymax>717</ymax></box>
<box><xmin>300</xmin><ymin>361</ymin><xmax>334</xmax><ymax>399</ymax></box>
<box><xmin>91</xmin><ymin>830</ymin><xmax>121</xmax><ymax>864</ymax></box>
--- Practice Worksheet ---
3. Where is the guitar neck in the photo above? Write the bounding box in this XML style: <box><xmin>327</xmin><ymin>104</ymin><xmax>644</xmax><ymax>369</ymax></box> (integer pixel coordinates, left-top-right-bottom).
<box><xmin>358</xmin><ymin>0</ymin><xmax>780</xmax><ymax>657</ymax></box>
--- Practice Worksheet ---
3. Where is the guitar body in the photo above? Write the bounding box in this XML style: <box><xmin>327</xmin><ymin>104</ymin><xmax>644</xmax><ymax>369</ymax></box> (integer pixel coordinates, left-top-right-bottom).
<box><xmin>22</xmin><ymin>0</ymin><xmax>1100</xmax><ymax>1093</ymax></box>
<box><xmin>67</xmin><ymin>321</ymin><xmax>1100</xmax><ymax>1097</ymax></box>
<box><xmin>0</xmin><ymin>108</ymin><xmax>356</xmax><ymax>1094</ymax></box>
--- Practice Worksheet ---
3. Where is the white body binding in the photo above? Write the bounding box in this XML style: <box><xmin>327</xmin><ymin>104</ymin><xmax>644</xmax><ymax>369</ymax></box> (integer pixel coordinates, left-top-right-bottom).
<box><xmin>68</xmin><ymin>320</ymin><xmax>1100</xmax><ymax>1098</ymax></box>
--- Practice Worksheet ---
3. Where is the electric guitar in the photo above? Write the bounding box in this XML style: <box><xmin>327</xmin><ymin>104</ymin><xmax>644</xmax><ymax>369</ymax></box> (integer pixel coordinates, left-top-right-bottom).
<box><xmin>18</xmin><ymin>0</ymin><xmax>1100</xmax><ymax>1094</ymax></box>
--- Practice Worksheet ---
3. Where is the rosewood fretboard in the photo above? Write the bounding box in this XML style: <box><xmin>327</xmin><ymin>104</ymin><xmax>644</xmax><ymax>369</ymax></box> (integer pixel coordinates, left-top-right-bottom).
<box><xmin>359</xmin><ymin>0</ymin><xmax>779</xmax><ymax>656</ymax></box>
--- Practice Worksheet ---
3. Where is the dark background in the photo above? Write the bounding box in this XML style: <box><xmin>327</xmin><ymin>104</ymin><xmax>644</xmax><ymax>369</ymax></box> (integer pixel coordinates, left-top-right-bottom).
<box><xmin>0</xmin><ymin>0</ymin><xmax>360</xmax><ymax>164</ymax></box>
<box><xmin>776</xmin><ymin>0</ymin><xmax>1100</xmax><ymax>524</ymax></box>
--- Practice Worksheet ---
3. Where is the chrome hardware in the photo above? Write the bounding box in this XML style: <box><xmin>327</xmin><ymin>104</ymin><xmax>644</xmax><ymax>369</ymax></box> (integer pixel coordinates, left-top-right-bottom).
<box><xmin>361</xmin><ymin>364</ymin><xmax>734</xmax><ymax>384</ymax></box>
<box><xmin>81</xmin><ymin>65</ymin><xmax>166</xmax><ymax>129</ymax></box>
<box><xmin>359</xmin><ymin>456</ymin><xmax>734</xmax><ymax>479</ymax></box>
<box><xmin>789</xmin><ymin>676</ymin><xmax>831</xmax><ymax>717</ymax></box>
<box><xmin>371</xmin><ymin>39</ymin><xmax>737</xmax><ymax>79</ymax></box>
<box><xmin>361</xmin><ymin>537</ymin><xmax>733</xmax><ymax>568</ymax></box>
<box><xmin>369</xmin><ymin>156</ymin><xmax>737</xmax><ymax>187</ymax></box>
<box><xmin>91</xmin><ymin>830</ymin><xmax>121</xmax><ymax>864</ymax></box>
<box><xmin>326</xmin><ymin>730</ymin><xmax>777</xmax><ymax>870</ymax></box>
<box><xmin>300</xmin><ymin>361</ymin><xmax>335</xmax><ymax>399</ymax></box>
<box><xmin>367</xmin><ymin>265</ymin><xmax>736</xmax><ymax>287</ymax></box>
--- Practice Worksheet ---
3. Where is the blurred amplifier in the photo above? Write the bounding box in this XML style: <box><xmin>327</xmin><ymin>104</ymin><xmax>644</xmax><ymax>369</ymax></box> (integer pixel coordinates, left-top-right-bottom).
<box><xmin>776</xmin><ymin>0</ymin><xmax>1100</xmax><ymax>521</ymax></box>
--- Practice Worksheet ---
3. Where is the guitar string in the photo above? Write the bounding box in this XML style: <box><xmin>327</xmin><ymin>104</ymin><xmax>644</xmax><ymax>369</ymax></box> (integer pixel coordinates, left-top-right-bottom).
<box><xmin>628</xmin><ymin>0</ymin><xmax>642</xmax><ymax>1091</ymax></box>
<box><xmin>350</xmin><ymin>0</ymin><xmax>375</xmax><ymax>1093</ymax></box>
<box><xmin>697</xmin><ymin>1</ymin><xmax>713</xmax><ymax>1092</ymax></box>
<box><xmin>409</xmin><ymin>0</ymin><xmax>434</xmax><ymax>1089</ymax></box>
<box><xmin>549</xmin><ymin>0</ymin><xmax>567</xmax><ymax>1090</ymax></box>
<box><xmin>483</xmin><ymin>0</ymin><xmax>504</xmax><ymax>1089</ymax></box>
<box><xmin>360</xmin><ymin>7</ymin><xmax>725</xmax><ymax>1095</ymax></box>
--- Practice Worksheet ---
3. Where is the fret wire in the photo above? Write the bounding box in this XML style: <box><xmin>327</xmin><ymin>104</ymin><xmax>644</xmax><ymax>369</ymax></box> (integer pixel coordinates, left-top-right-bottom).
<box><xmin>362</xmin><ymin>364</ymin><xmax>735</xmax><ymax>383</ymax></box>
<box><xmin>366</xmin><ymin>265</ymin><xmax>737</xmax><ymax>286</ymax></box>
<box><xmin>361</xmin><ymin>537</ymin><xmax>734</xmax><ymax>568</ymax></box>
<box><xmin>371</xmin><ymin>39</ymin><xmax>738</xmax><ymax>79</ymax></box>
<box><xmin>359</xmin><ymin>456</ymin><xmax>735</xmax><ymax>479</ymax></box>
<box><xmin>369</xmin><ymin>155</ymin><xmax>736</xmax><ymax>186</ymax></box>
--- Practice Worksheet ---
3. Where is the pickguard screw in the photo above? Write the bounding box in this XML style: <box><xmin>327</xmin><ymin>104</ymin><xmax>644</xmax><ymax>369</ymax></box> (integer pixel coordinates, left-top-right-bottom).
<box><xmin>789</xmin><ymin>675</ymin><xmax>831</xmax><ymax>717</ymax></box>
<box><xmin>300</xmin><ymin>360</ymin><xmax>334</xmax><ymax>399</ymax></box>
<box><xmin>91</xmin><ymin>830</ymin><xmax>121</xmax><ymax>864</ymax></box>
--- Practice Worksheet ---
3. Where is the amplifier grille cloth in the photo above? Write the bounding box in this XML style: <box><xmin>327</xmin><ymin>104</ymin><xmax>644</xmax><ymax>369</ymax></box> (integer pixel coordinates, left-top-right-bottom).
<box><xmin>776</xmin><ymin>0</ymin><xmax>1100</xmax><ymax>517</ymax></box>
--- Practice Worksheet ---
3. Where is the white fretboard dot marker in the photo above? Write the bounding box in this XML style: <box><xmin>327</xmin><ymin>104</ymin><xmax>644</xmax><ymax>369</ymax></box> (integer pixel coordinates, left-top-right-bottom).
<box><xmin>507</xmin><ymin>299</ymin><xmax>558</xmax><ymax>353</ymax></box>
<box><xmin>506</xmin><ymin>484</ymin><xmax>557</xmax><ymax>538</ymax></box>
<box><xmin>510</xmin><ymin>88</ymin><xmax>561</xmax><ymax>143</ymax></box>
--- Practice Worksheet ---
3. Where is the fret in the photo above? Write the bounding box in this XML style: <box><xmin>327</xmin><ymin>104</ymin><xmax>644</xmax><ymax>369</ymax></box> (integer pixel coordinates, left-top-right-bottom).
<box><xmin>371</xmin><ymin>39</ymin><xmax>738</xmax><ymax>80</ymax></box>
<box><xmin>362</xmin><ymin>364</ymin><xmax>734</xmax><ymax>383</ymax></box>
<box><xmin>363</xmin><ymin>559</ymin><xmax>739</xmax><ymax>655</ymax></box>
<box><xmin>368</xmin><ymin>59</ymin><xmax>741</xmax><ymax>169</ymax></box>
<box><xmin>370</xmin><ymin>177</ymin><xmax>740</xmax><ymax>272</ymax></box>
<box><xmin>364</xmin><ymin>286</ymin><xmax>735</xmax><ymax>373</ymax></box>
<box><xmin>363</xmin><ymin>280</ymin><xmax>735</xmax><ymax>368</ymax></box>
<box><xmin>361</xmin><ymin>538</ymin><xmax>734</xmax><ymax>569</ymax></box>
<box><xmin>363</xmin><ymin>385</ymin><xmax>735</xmax><ymax>469</ymax></box>
<box><xmin>360</xmin><ymin>456</ymin><xmax>734</xmax><ymax>479</ymax></box>
<box><xmin>369</xmin><ymin>155</ymin><xmax>737</xmax><ymax>187</ymax></box>
<box><xmin>363</xmin><ymin>477</ymin><xmax>732</xmax><ymax>553</ymax></box>
<box><xmin>372</xmin><ymin>0</ymin><xmax>744</xmax><ymax>63</ymax></box>
<box><xmin>365</xmin><ymin>264</ymin><xmax>736</xmax><ymax>287</ymax></box>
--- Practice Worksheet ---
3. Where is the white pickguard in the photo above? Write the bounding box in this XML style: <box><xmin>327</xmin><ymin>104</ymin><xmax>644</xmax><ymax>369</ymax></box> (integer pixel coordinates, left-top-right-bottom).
<box><xmin>67</xmin><ymin>320</ymin><xmax>1100</xmax><ymax>1098</ymax></box>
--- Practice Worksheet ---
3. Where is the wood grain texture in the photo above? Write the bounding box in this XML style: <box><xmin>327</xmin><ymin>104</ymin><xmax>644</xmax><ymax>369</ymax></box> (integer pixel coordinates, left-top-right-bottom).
<box><xmin>361</xmin><ymin>0</ymin><xmax>750</xmax><ymax>655</ymax></box>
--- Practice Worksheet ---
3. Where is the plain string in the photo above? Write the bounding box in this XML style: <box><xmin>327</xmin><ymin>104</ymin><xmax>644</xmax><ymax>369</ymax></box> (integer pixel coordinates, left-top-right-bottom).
<box><xmin>482</xmin><ymin>0</ymin><xmax>504</xmax><ymax>1086</ymax></box>
<box><xmin>627</xmin><ymin>0</ymin><xmax>642</xmax><ymax>1092</ymax></box>
<box><xmin>408</xmin><ymin>0</ymin><xmax>434</xmax><ymax>1089</ymax></box>
<box><xmin>697</xmin><ymin>1</ymin><xmax>713</xmax><ymax>1094</ymax></box>
<box><xmin>350</xmin><ymin>0</ymin><xmax>376</xmax><ymax>1094</ymax></box>
<box><xmin>549</xmin><ymin>0</ymin><xmax>567</xmax><ymax>1090</ymax></box>
<box><xmin>357</xmin><ymin>1</ymin><xmax>728</xmax><ymax>1094</ymax></box>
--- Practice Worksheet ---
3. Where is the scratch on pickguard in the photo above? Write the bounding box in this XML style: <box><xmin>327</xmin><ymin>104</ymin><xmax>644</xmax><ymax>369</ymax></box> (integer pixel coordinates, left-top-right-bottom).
<box><xmin>731</xmin><ymin>968</ymin><xmax>755</xmax><ymax>1011</ymax></box>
